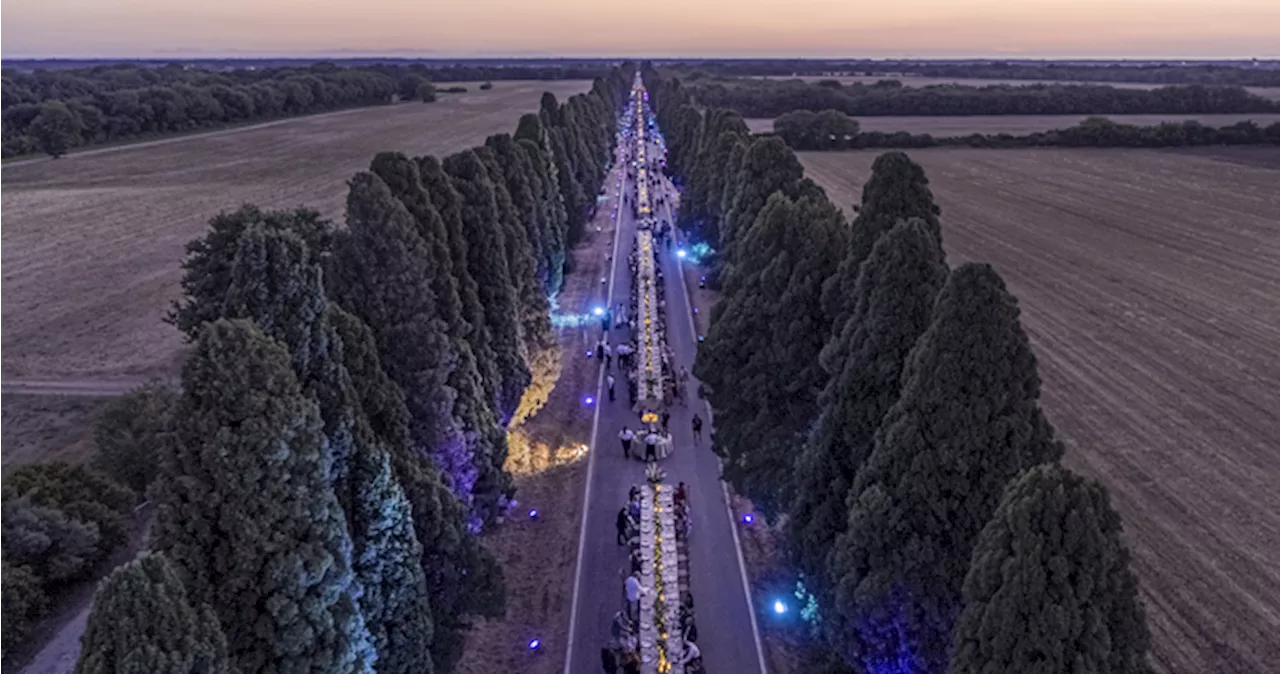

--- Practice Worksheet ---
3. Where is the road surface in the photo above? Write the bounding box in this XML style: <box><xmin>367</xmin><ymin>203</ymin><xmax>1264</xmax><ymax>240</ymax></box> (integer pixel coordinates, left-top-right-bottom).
<box><xmin>565</xmin><ymin>89</ymin><xmax>766</xmax><ymax>673</ymax></box>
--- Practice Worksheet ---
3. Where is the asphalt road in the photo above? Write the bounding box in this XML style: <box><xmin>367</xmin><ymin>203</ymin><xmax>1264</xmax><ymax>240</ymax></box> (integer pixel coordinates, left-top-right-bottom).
<box><xmin>565</xmin><ymin>102</ymin><xmax>766</xmax><ymax>673</ymax></box>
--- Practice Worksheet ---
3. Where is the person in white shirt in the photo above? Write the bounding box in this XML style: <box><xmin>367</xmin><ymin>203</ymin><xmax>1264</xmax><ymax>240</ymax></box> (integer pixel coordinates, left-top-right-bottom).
<box><xmin>625</xmin><ymin>572</ymin><xmax>646</xmax><ymax>620</ymax></box>
<box><xmin>619</xmin><ymin>426</ymin><xmax>634</xmax><ymax>460</ymax></box>
<box><xmin>644</xmin><ymin>431</ymin><xmax>659</xmax><ymax>462</ymax></box>
<box><xmin>607</xmin><ymin>373</ymin><xmax>616</xmax><ymax>402</ymax></box>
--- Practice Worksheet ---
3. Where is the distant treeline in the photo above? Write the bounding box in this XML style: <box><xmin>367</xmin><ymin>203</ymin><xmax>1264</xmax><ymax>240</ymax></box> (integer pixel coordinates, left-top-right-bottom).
<box><xmin>660</xmin><ymin>59</ymin><xmax>1280</xmax><ymax>87</ymax></box>
<box><xmin>767</xmin><ymin>109</ymin><xmax>1280</xmax><ymax>150</ymax></box>
<box><xmin>683</xmin><ymin>76</ymin><xmax>1280</xmax><ymax>118</ymax></box>
<box><xmin>1</xmin><ymin>61</ymin><xmax>609</xmax><ymax>158</ymax></box>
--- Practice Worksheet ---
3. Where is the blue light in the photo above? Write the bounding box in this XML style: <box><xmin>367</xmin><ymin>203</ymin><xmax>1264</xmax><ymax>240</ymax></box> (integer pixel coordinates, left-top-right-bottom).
<box><xmin>528</xmin><ymin>638</ymin><xmax>541</xmax><ymax>651</ymax></box>
<box><xmin>584</xmin><ymin>395</ymin><xmax>595</xmax><ymax>406</ymax></box>
<box><xmin>773</xmin><ymin>600</ymin><xmax>787</xmax><ymax>615</ymax></box>
<box><xmin>592</xmin><ymin>306</ymin><xmax>605</xmax><ymax>316</ymax></box>
<box><xmin>529</xmin><ymin>509</ymin><xmax>539</xmax><ymax>519</ymax></box>
<box><xmin>742</xmin><ymin>513</ymin><xmax>755</xmax><ymax>525</ymax></box>
<box><xmin>676</xmin><ymin>249</ymin><xmax>687</xmax><ymax>259</ymax></box>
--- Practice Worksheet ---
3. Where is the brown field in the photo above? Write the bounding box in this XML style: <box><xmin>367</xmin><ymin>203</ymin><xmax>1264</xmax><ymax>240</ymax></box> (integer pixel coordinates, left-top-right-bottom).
<box><xmin>762</xmin><ymin>74</ymin><xmax>1280</xmax><ymax>101</ymax></box>
<box><xmin>801</xmin><ymin>147</ymin><xmax>1280</xmax><ymax>674</ymax></box>
<box><xmin>0</xmin><ymin>79</ymin><xmax>591</xmax><ymax>383</ymax></box>
<box><xmin>745</xmin><ymin>113</ymin><xmax>1280</xmax><ymax>136</ymax></box>
<box><xmin>1</xmin><ymin>394</ymin><xmax>110</xmax><ymax>471</ymax></box>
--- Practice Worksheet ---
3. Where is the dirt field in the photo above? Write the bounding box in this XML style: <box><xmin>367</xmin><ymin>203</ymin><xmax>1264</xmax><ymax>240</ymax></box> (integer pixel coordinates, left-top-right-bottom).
<box><xmin>801</xmin><ymin>147</ymin><xmax>1280</xmax><ymax>674</ymax></box>
<box><xmin>1</xmin><ymin>394</ymin><xmax>110</xmax><ymax>470</ymax></box>
<box><xmin>745</xmin><ymin>113</ymin><xmax>1280</xmax><ymax>136</ymax></box>
<box><xmin>762</xmin><ymin>75</ymin><xmax>1280</xmax><ymax>101</ymax></box>
<box><xmin>0</xmin><ymin>80</ymin><xmax>591</xmax><ymax>383</ymax></box>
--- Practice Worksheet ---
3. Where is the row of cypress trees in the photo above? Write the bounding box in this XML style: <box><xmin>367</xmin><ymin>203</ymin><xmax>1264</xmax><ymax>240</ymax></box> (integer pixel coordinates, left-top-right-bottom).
<box><xmin>645</xmin><ymin>65</ymin><xmax>1152</xmax><ymax>674</ymax></box>
<box><xmin>71</xmin><ymin>65</ymin><xmax>636</xmax><ymax>674</ymax></box>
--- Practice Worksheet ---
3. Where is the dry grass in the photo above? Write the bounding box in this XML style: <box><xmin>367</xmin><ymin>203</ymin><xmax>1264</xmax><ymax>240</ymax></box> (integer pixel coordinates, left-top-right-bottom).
<box><xmin>453</xmin><ymin>166</ymin><xmax>621</xmax><ymax>674</ymax></box>
<box><xmin>745</xmin><ymin>113</ymin><xmax>1280</xmax><ymax>136</ymax></box>
<box><xmin>0</xmin><ymin>80</ymin><xmax>591</xmax><ymax>382</ymax></box>
<box><xmin>762</xmin><ymin>74</ymin><xmax>1280</xmax><ymax>101</ymax></box>
<box><xmin>801</xmin><ymin>147</ymin><xmax>1280</xmax><ymax>674</ymax></box>
<box><xmin>0</xmin><ymin>394</ymin><xmax>110</xmax><ymax>471</ymax></box>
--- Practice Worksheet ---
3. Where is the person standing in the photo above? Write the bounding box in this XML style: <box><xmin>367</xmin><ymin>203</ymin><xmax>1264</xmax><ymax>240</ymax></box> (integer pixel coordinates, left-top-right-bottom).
<box><xmin>691</xmin><ymin>414</ymin><xmax>703</xmax><ymax>445</ymax></box>
<box><xmin>616</xmin><ymin>506</ymin><xmax>630</xmax><ymax>545</ymax></box>
<box><xmin>644</xmin><ymin>430</ymin><xmax>659</xmax><ymax>462</ymax></box>
<box><xmin>605</xmin><ymin>342</ymin><xmax>614</xmax><ymax>370</ymax></box>
<box><xmin>625</xmin><ymin>572</ymin><xmax>645</xmax><ymax>621</ymax></box>
<box><xmin>601</xmin><ymin>647</ymin><xmax>619</xmax><ymax>674</ymax></box>
<box><xmin>619</xmin><ymin>426</ymin><xmax>634</xmax><ymax>459</ymax></box>
<box><xmin>607</xmin><ymin>374</ymin><xmax>616</xmax><ymax>402</ymax></box>
<box><xmin>661</xmin><ymin>411</ymin><xmax>671</xmax><ymax>433</ymax></box>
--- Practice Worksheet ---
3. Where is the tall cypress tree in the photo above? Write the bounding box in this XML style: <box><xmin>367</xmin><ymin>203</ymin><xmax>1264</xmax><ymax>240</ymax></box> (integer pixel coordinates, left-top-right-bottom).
<box><xmin>442</xmin><ymin>149</ymin><xmax>530</xmax><ymax>425</ymax></box>
<box><xmin>372</xmin><ymin>152</ymin><xmax>511</xmax><ymax>524</ymax></box>
<box><xmin>350</xmin><ymin>442</ymin><xmax>435</xmax><ymax>674</ymax></box>
<box><xmin>822</xmin><ymin>151</ymin><xmax>943</xmax><ymax>331</ymax></box>
<box><xmin>719</xmin><ymin>136</ymin><xmax>806</xmax><ymax>285</ymax></box>
<box><xmin>828</xmin><ymin>263</ymin><xmax>1062</xmax><ymax>674</ymax></box>
<box><xmin>476</xmin><ymin>143</ymin><xmax>559</xmax><ymax>425</ymax></box>
<box><xmin>789</xmin><ymin>218</ymin><xmax>949</xmax><ymax>606</ymax></box>
<box><xmin>153</xmin><ymin>319</ymin><xmax>375</xmax><ymax>673</ymax></box>
<box><xmin>222</xmin><ymin>225</ymin><xmax>358</xmax><ymax>495</ymax></box>
<box><xmin>949</xmin><ymin>464</ymin><xmax>1152</xmax><ymax>674</ymax></box>
<box><xmin>329</xmin><ymin>307</ymin><xmax>506</xmax><ymax>673</ymax></box>
<box><xmin>485</xmin><ymin>134</ymin><xmax>547</xmax><ymax>291</ymax></box>
<box><xmin>417</xmin><ymin>155</ymin><xmax>503</xmax><ymax>416</ymax></box>
<box><xmin>75</xmin><ymin>552</ymin><xmax>232</xmax><ymax>674</ymax></box>
<box><xmin>328</xmin><ymin>171</ymin><xmax>484</xmax><ymax>520</ymax></box>
<box><xmin>516</xmin><ymin>136</ymin><xmax>569</xmax><ymax>293</ymax></box>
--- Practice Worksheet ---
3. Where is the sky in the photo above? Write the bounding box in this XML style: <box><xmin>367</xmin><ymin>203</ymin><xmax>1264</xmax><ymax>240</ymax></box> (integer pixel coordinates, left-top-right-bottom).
<box><xmin>3</xmin><ymin>0</ymin><xmax>1279</xmax><ymax>59</ymax></box>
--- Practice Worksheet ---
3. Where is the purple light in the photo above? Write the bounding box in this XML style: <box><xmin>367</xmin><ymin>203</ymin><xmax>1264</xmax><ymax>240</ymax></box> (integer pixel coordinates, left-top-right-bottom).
<box><xmin>742</xmin><ymin>513</ymin><xmax>755</xmax><ymax>525</ymax></box>
<box><xmin>586</xmin><ymin>350</ymin><xmax>594</xmax><ymax>358</ymax></box>
<box><xmin>528</xmin><ymin>509</ymin><xmax>539</xmax><ymax>519</ymax></box>
<box><xmin>584</xmin><ymin>395</ymin><xmax>596</xmax><ymax>406</ymax></box>
<box><xmin>528</xmin><ymin>638</ymin><xmax>541</xmax><ymax>651</ymax></box>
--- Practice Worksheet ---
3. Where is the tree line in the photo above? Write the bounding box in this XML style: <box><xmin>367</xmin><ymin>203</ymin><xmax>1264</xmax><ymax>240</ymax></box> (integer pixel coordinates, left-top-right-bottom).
<box><xmin>646</xmin><ymin>65</ymin><xmax>1152</xmax><ymax>674</ymax></box>
<box><xmin>657</xmin><ymin>59</ymin><xmax>1280</xmax><ymax>87</ymax></box>
<box><xmin>682</xmin><ymin>75</ymin><xmax>1280</xmax><ymax>118</ymax></box>
<box><xmin>769</xmin><ymin>108</ymin><xmax>1280</xmax><ymax>150</ymax></box>
<box><xmin>1</xmin><ymin>63</ymin><xmax>404</xmax><ymax>157</ymax></box>
<box><xmin>1</xmin><ymin>64</ymin><xmax>635</xmax><ymax>674</ymax></box>
<box><xmin>0</xmin><ymin>61</ymin><xmax>610</xmax><ymax>158</ymax></box>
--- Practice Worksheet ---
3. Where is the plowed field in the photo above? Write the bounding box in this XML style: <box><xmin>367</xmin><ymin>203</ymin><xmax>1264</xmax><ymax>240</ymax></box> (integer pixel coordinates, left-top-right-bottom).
<box><xmin>802</xmin><ymin>148</ymin><xmax>1280</xmax><ymax>674</ymax></box>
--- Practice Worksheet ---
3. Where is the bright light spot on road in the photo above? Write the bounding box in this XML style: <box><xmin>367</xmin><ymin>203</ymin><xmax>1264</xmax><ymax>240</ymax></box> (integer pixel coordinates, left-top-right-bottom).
<box><xmin>773</xmin><ymin>600</ymin><xmax>787</xmax><ymax>615</ymax></box>
<box><xmin>676</xmin><ymin>249</ymin><xmax>687</xmax><ymax>259</ymax></box>
<box><xmin>584</xmin><ymin>395</ymin><xmax>595</xmax><ymax>406</ymax></box>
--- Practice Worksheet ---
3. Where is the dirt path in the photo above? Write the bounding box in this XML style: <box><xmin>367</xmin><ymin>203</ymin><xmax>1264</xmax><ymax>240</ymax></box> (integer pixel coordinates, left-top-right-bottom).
<box><xmin>12</xmin><ymin>507</ymin><xmax>153</xmax><ymax>674</ymax></box>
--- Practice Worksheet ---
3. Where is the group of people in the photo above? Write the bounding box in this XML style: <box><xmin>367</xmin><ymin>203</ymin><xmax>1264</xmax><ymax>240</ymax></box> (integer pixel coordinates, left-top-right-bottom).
<box><xmin>604</xmin><ymin>484</ymin><xmax>703</xmax><ymax>674</ymax></box>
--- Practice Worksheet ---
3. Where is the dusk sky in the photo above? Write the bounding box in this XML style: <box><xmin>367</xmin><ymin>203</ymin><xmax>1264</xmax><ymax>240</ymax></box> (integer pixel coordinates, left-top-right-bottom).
<box><xmin>4</xmin><ymin>0</ymin><xmax>1279</xmax><ymax>59</ymax></box>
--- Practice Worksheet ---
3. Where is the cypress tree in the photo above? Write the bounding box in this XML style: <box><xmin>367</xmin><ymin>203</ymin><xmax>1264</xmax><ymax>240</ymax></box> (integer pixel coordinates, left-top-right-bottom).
<box><xmin>442</xmin><ymin>149</ymin><xmax>531</xmax><ymax>425</ymax></box>
<box><xmin>329</xmin><ymin>307</ymin><xmax>507</xmax><ymax>673</ymax></box>
<box><xmin>153</xmin><ymin>319</ymin><xmax>375</xmax><ymax>673</ymax></box>
<box><xmin>546</xmin><ymin>126</ymin><xmax>588</xmax><ymax>246</ymax></box>
<box><xmin>373</xmin><ymin>152</ymin><xmax>511</xmax><ymax>523</ymax></box>
<box><xmin>822</xmin><ymin>151</ymin><xmax>943</xmax><ymax>331</ymax></box>
<box><xmin>789</xmin><ymin>218</ymin><xmax>949</xmax><ymax>605</ymax></box>
<box><xmin>222</xmin><ymin>225</ymin><xmax>358</xmax><ymax>493</ymax></box>
<box><xmin>719</xmin><ymin>137</ymin><xmax>806</xmax><ymax>283</ymax></box>
<box><xmin>949</xmin><ymin>464</ymin><xmax>1152</xmax><ymax>674</ymax></box>
<box><xmin>417</xmin><ymin>155</ymin><xmax>503</xmax><ymax>416</ymax></box>
<box><xmin>169</xmin><ymin>205</ymin><xmax>333</xmax><ymax>339</ymax></box>
<box><xmin>74</xmin><ymin>552</ymin><xmax>232</xmax><ymax>674</ymax></box>
<box><xmin>476</xmin><ymin>143</ymin><xmax>559</xmax><ymax>426</ymax></box>
<box><xmin>514</xmin><ymin>114</ymin><xmax>571</xmax><ymax>289</ymax></box>
<box><xmin>516</xmin><ymin>136</ymin><xmax>569</xmax><ymax>293</ymax></box>
<box><xmin>328</xmin><ymin>171</ymin><xmax>483</xmax><ymax>520</ymax></box>
<box><xmin>485</xmin><ymin>134</ymin><xmax>547</xmax><ymax>291</ymax></box>
<box><xmin>350</xmin><ymin>442</ymin><xmax>435</xmax><ymax>674</ymax></box>
<box><xmin>697</xmin><ymin>194</ymin><xmax>847</xmax><ymax>515</ymax></box>
<box><xmin>828</xmin><ymin>263</ymin><xmax>1062</xmax><ymax>674</ymax></box>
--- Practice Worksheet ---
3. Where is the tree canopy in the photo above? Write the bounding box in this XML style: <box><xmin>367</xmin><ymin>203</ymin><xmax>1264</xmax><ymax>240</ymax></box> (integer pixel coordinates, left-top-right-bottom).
<box><xmin>950</xmin><ymin>464</ymin><xmax>1152</xmax><ymax>674</ymax></box>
